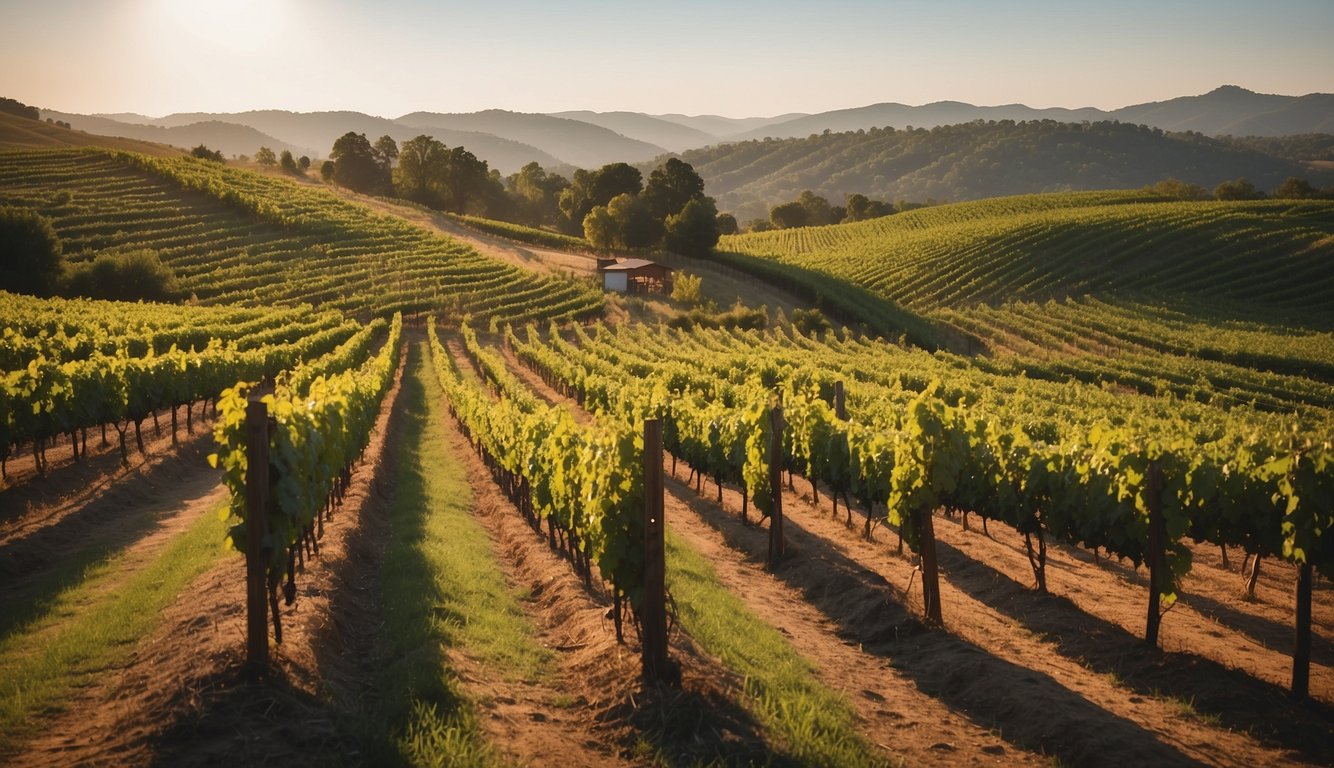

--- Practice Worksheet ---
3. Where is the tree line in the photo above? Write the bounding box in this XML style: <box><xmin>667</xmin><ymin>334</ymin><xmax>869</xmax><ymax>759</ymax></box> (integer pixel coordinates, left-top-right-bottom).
<box><xmin>315</xmin><ymin>132</ymin><xmax>723</xmax><ymax>257</ymax></box>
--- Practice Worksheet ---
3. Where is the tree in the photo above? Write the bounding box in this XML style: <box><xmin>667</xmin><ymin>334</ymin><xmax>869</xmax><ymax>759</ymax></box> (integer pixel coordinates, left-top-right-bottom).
<box><xmin>716</xmin><ymin>212</ymin><xmax>738</xmax><ymax>235</ymax></box>
<box><xmin>279</xmin><ymin>149</ymin><xmax>298</xmax><ymax>173</ymax></box>
<box><xmin>1214</xmin><ymin>177</ymin><xmax>1264</xmax><ymax>201</ymax></box>
<box><xmin>583</xmin><ymin>205</ymin><xmax>616</xmax><ymax>251</ymax></box>
<box><xmin>374</xmin><ymin>135</ymin><xmax>399</xmax><ymax>175</ymax></box>
<box><xmin>0</xmin><ymin>97</ymin><xmax>40</xmax><ymax>121</ymax></box>
<box><xmin>797</xmin><ymin>190</ymin><xmax>834</xmax><ymax>226</ymax></box>
<box><xmin>297</xmin><ymin>155</ymin><xmax>311</xmax><ymax>171</ymax></box>
<box><xmin>394</xmin><ymin>134</ymin><xmax>450</xmax><ymax>207</ymax></box>
<box><xmin>0</xmin><ymin>207</ymin><xmax>63</xmax><ymax>296</ymax></box>
<box><xmin>320</xmin><ymin>160</ymin><xmax>335</xmax><ymax>181</ymax></box>
<box><xmin>507</xmin><ymin>162</ymin><xmax>569</xmax><ymax>226</ymax></box>
<box><xmin>770</xmin><ymin>201</ymin><xmax>808</xmax><ymax>229</ymax></box>
<box><xmin>664</xmin><ymin>197</ymin><xmax>721</xmax><ymax>257</ymax></box>
<box><xmin>559</xmin><ymin>163</ymin><xmax>643</xmax><ymax>233</ymax></box>
<box><xmin>607</xmin><ymin>193</ymin><xmax>661</xmax><ymax>249</ymax></box>
<box><xmin>254</xmin><ymin>146</ymin><xmax>277</xmax><ymax>166</ymax></box>
<box><xmin>1145</xmin><ymin>178</ymin><xmax>1208</xmax><ymax>200</ymax></box>
<box><xmin>330</xmin><ymin>132</ymin><xmax>385</xmax><ymax>193</ymax></box>
<box><xmin>643</xmin><ymin>157</ymin><xmax>705</xmax><ymax>219</ymax></box>
<box><xmin>63</xmin><ymin>249</ymin><xmax>178</xmax><ymax>302</ymax></box>
<box><xmin>1275</xmin><ymin>177</ymin><xmax>1316</xmax><ymax>199</ymax></box>
<box><xmin>190</xmin><ymin>144</ymin><xmax>224</xmax><ymax>162</ymax></box>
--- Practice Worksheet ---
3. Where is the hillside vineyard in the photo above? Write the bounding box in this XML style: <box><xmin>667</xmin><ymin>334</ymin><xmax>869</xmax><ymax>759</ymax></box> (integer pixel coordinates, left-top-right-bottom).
<box><xmin>1</xmin><ymin>148</ymin><xmax>1330</xmax><ymax>767</ymax></box>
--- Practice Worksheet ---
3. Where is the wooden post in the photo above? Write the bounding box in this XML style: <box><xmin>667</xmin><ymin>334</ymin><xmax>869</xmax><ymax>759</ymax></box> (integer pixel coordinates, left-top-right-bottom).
<box><xmin>768</xmin><ymin>406</ymin><xmax>786</xmax><ymax>566</ymax></box>
<box><xmin>834</xmin><ymin>381</ymin><xmax>846</xmax><ymax>420</ymax></box>
<box><xmin>917</xmin><ymin>507</ymin><xmax>943</xmax><ymax>625</ymax></box>
<box><xmin>1293</xmin><ymin>562</ymin><xmax>1313</xmax><ymax>699</ymax></box>
<box><xmin>1145</xmin><ymin>461</ymin><xmax>1164</xmax><ymax>647</ymax></box>
<box><xmin>641</xmin><ymin>419</ymin><xmax>669</xmax><ymax>683</ymax></box>
<box><xmin>245</xmin><ymin>396</ymin><xmax>271</xmax><ymax>677</ymax></box>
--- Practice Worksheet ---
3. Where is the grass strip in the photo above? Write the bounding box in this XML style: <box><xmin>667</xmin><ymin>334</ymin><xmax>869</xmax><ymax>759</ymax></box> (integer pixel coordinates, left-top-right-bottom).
<box><xmin>0</xmin><ymin>499</ymin><xmax>230</xmax><ymax>754</ymax></box>
<box><xmin>370</xmin><ymin>339</ymin><xmax>552</xmax><ymax>767</ymax></box>
<box><xmin>666</xmin><ymin>528</ymin><xmax>899</xmax><ymax>767</ymax></box>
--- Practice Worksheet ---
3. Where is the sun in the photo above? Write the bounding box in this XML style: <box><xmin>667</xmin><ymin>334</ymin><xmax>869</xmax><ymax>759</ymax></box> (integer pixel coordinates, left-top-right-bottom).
<box><xmin>151</xmin><ymin>0</ymin><xmax>291</xmax><ymax>54</ymax></box>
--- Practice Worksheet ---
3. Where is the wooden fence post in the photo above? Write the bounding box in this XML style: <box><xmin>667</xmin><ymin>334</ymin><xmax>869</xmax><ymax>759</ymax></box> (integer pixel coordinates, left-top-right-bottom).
<box><xmin>1145</xmin><ymin>461</ymin><xmax>1164</xmax><ymax>647</ymax></box>
<box><xmin>245</xmin><ymin>395</ymin><xmax>271</xmax><ymax>677</ymax></box>
<box><xmin>642</xmin><ymin>418</ymin><xmax>669</xmax><ymax>684</ymax></box>
<box><xmin>1293</xmin><ymin>562</ymin><xmax>1313</xmax><ymax>699</ymax></box>
<box><xmin>834</xmin><ymin>381</ymin><xmax>846</xmax><ymax>420</ymax></box>
<box><xmin>769</xmin><ymin>406</ymin><xmax>786</xmax><ymax>566</ymax></box>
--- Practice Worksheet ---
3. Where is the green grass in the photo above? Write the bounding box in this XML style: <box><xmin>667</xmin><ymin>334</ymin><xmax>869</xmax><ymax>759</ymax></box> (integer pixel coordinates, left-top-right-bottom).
<box><xmin>367</xmin><ymin>339</ymin><xmax>552</xmax><ymax>766</ymax></box>
<box><xmin>0</xmin><ymin>499</ymin><xmax>230</xmax><ymax>754</ymax></box>
<box><xmin>665</xmin><ymin>528</ymin><xmax>898</xmax><ymax>767</ymax></box>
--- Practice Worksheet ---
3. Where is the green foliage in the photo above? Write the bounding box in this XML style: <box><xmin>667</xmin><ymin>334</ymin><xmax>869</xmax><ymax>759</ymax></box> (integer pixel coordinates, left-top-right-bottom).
<box><xmin>319</xmin><ymin>159</ymin><xmax>334</xmax><ymax>181</ymax></box>
<box><xmin>790</xmin><ymin>307</ymin><xmax>830</xmax><ymax>336</ymax></box>
<box><xmin>330</xmin><ymin>131</ymin><xmax>388</xmax><ymax>194</ymax></box>
<box><xmin>190</xmin><ymin>144</ymin><xmax>224</xmax><ymax>162</ymax></box>
<box><xmin>447</xmin><ymin>212</ymin><xmax>589</xmax><ymax>251</ymax></box>
<box><xmin>716</xmin><ymin>212</ymin><xmax>739</xmax><ymax>235</ymax></box>
<box><xmin>642</xmin><ymin>157</ymin><xmax>705</xmax><ymax>220</ymax></box>
<box><xmin>664</xmin><ymin>197</ymin><xmax>720</xmax><ymax>257</ymax></box>
<box><xmin>254</xmin><ymin>146</ymin><xmax>276</xmax><ymax>166</ymax></box>
<box><xmin>1214</xmin><ymin>177</ymin><xmax>1264</xmax><ymax>200</ymax></box>
<box><xmin>676</xmin><ymin>120</ymin><xmax>1328</xmax><ymax>222</ymax></box>
<box><xmin>63</xmin><ymin>248</ymin><xmax>179</xmax><ymax>302</ymax></box>
<box><xmin>1143</xmin><ymin>177</ymin><xmax>1208</xmax><ymax>200</ymax></box>
<box><xmin>0</xmin><ymin>207</ymin><xmax>62</xmax><ymax>296</ymax></box>
<box><xmin>769</xmin><ymin>200</ymin><xmax>807</xmax><ymax>229</ymax></box>
<box><xmin>279</xmin><ymin>149</ymin><xmax>298</xmax><ymax>174</ymax></box>
<box><xmin>670</xmin><ymin>272</ymin><xmax>703</xmax><ymax>306</ymax></box>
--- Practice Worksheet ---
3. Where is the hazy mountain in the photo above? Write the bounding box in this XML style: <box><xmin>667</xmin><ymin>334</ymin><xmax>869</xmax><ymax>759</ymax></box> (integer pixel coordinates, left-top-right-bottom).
<box><xmin>0</xmin><ymin>111</ymin><xmax>180</xmax><ymax>156</ymax></box>
<box><xmin>735</xmin><ymin>87</ymin><xmax>1334</xmax><ymax>141</ymax></box>
<box><xmin>653</xmin><ymin>112</ymin><xmax>808</xmax><ymax>139</ymax></box>
<box><xmin>40</xmin><ymin>111</ymin><xmax>306</xmax><ymax>159</ymax></box>
<box><xmin>549</xmin><ymin>110</ymin><xmax>717</xmax><ymax>153</ymax></box>
<box><xmin>678</xmin><ymin>120</ymin><xmax>1332</xmax><ymax>222</ymax></box>
<box><xmin>1112</xmin><ymin>86</ymin><xmax>1334</xmax><ymax>136</ymax></box>
<box><xmin>395</xmin><ymin>109</ymin><xmax>666</xmax><ymax>169</ymax></box>
<box><xmin>51</xmin><ymin>110</ymin><xmax>564</xmax><ymax>175</ymax></box>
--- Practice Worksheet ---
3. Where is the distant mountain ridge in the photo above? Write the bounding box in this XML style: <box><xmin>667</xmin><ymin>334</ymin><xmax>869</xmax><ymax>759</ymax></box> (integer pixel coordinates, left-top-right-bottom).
<box><xmin>33</xmin><ymin>86</ymin><xmax>1334</xmax><ymax>179</ymax></box>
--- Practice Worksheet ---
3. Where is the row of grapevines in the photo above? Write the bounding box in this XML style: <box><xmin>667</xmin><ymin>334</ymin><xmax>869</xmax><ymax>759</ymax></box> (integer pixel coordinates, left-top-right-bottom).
<box><xmin>211</xmin><ymin>313</ymin><xmax>403</xmax><ymax>608</ymax></box>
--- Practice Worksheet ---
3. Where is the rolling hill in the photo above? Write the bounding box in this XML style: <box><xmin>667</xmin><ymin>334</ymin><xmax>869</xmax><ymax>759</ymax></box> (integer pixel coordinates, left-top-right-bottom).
<box><xmin>675</xmin><ymin>120</ymin><xmax>1332</xmax><ymax>221</ymax></box>
<box><xmin>36</xmin><ymin>111</ymin><xmax>296</xmax><ymax>159</ymax></box>
<box><xmin>395</xmin><ymin>109</ymin><xmax>666</xmax><ymax>169</ymax></box>
<box><xmin>0</xmin><ymin>112</ymin><xmax>180</xmax><ymax>156</ymax></box>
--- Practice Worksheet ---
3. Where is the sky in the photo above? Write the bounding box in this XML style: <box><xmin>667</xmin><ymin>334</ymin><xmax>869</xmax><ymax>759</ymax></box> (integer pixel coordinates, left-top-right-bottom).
<box><xmin>1</xmin><ymin>0</ymin><xmax>1332</xmax><ymax>118</ymax></box>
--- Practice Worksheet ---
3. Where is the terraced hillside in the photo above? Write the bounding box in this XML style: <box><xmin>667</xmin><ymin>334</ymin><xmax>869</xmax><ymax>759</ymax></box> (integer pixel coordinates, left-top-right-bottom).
<box><xmin>0</xmin><ymin>149</ymin><xmax>602</xmax><ymax>322</ymax></box>
<box><xmin>721</xmin><ymin>192</ymin><xmax>1334</xmax><ymax>411</ymax></box>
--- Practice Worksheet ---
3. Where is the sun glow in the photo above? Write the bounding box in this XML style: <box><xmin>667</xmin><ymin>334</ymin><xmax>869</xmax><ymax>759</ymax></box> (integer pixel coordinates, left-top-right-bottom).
<box><xmin>148</xmin><ymin>0</ymin><xmax>292</xmax><ymax>55</ymax></box>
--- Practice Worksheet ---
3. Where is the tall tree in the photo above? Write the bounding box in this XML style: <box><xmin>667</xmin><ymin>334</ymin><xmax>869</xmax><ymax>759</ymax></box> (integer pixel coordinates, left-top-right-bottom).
<box><xmin>374</xmin><ymin>135</ymin><xmax>399</xmax><ymax>176</ymax></box>
<box><xmin>507</xmin><ymin>162</ymin><xmax>569</xmax><ymax>226</ymax></box>
<box><xmin>770</xmin><ymin>201</ymin><xmax>808</xmax><ymax>229</ymax></box>
<box><xmin>394</xmin><ymin>134</ymin><xmax>450</xmax><ymax>207</ymax></box>
<box><xmin>665</xmin><ymin>197</ymin><xmax>721</xmax><ymax>257</ymax></box>
<box><xmin>606</xmin><ymin>193</ymin><xmax>661</xmax><ymax>249</ymax></box>
<box><xmin>254</xmin><ymin>146</ymin><xmax>276</xmax><ymax>165</ymax></box>
<box><xmin>643</xmin><ymin>158</ymin><xmax>705</xmax><ymax>220</ymax></box>
<box><xmin>330</xmin><ymin>132</ymin><xmax>385</xmax><ymax>194</ymax></box>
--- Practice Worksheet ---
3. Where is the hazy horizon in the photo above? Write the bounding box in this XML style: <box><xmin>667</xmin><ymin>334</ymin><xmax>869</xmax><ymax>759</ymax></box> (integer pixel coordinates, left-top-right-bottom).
<box><xmin>1</xmin><ymin>0</ymin><xmax>1331</xmax><ymax>119</ymax></box>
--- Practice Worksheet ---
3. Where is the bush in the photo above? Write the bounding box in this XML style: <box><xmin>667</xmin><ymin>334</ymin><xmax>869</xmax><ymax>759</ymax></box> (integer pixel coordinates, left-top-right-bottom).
<box><xmin>669</xmin><ymin>301</ymin><xmax>767</xmax><ymax>331</ymax></box>
<box><xmin>791</xmin><ymin>307</ymin><xmax>831</xmax><ymax>336</ymax></box>
<box><xmin>63</xmin><ymin>249</ymin><xmax>179</xmax><ymax>302</ymax></box>
<box><xmin>0</xmin><ymin>207</ymin><xmax>63</xmax><ymax>296</ymax></box>
<box><xmin>1214</xmin><ymin>177</ymin><xmax>1264</xmax><ymax>201</ymax></box>
<box><xmin>190</xmin><ymin>144</ymin><xmax>224</xmax><ymax>162</ymax></box>
<box><xmin>670</xmin><ymin>272</ymin><xmax>703</xmax><ymax>306</ymax></box>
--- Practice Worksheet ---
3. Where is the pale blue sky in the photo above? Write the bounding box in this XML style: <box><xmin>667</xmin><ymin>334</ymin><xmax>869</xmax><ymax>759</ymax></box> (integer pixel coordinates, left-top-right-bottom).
<box><xmin>1</xmin><ymin>0</ymin><xmax>1331</xmax><ymax>117</ymax></box>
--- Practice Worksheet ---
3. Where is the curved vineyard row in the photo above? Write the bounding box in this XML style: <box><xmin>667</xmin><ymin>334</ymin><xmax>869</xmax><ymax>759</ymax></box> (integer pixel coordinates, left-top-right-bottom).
<box><xmin>0</xmin><ymin>149</ymin><xmax>603</xmax><ymax>323</ymax></box>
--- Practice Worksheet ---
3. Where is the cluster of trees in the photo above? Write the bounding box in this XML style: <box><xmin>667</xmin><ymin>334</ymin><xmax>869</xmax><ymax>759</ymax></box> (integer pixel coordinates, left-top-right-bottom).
<box><xmin>577</xmin><ymin>158</ymin><xmax>721</xmax><ymax>256</ymax></box>
<box><xmin>317</xmin><ymin>132</ymin><xmax>725</xmax><ymax>256</ymax></box>
<box><xmin>756</xmin><ymin>190</ymin><xmax>925</xmax><ymax>231</ymax></box>
<box><xmin>190</xmin><ymin>144</ymin><xmax>224</xmax><ymax>162</ymax></box>
<box><xmin>0</xmin><ymin>208</ymin><xmax>177</xmax><ymax>301</ymax></box>
<box><xmin>1145</xmin><ymin>176</ymin><xmax>1334</xmax><ymax>201</ymax></box>
<box><xmin>0</xmin><ymin>96</ymin><xmax>39</xmax><ymax>121</ymax></box>
<box><xmin>250</xmin><ymin>146</ymin><xmax>312</xmax><ymax>176</ymax></box>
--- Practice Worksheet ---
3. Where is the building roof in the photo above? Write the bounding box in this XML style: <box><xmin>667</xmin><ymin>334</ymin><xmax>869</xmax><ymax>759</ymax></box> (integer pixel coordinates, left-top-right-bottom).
<box><xmin>601</xmin><ymin>258</ymin><xmax>669</xmax><ymax>272</ymax></box>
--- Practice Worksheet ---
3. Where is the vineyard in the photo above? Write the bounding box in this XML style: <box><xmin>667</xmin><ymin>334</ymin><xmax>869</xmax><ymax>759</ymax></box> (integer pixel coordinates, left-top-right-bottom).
<box><xmin>0</xmin><ymin>149</ymin><xmax>603</xmax><ymax>322</ymax></box>
<box><xmin>1</xmin><ymin>149</ymin><xmax>1332</xmax><ymax>767</ymax></box>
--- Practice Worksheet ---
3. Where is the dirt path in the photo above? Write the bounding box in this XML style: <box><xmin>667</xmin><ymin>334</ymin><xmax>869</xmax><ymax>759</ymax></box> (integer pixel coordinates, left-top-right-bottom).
<box><xmin>664</xmin><ymin>469</ymin><xmax>1334</xmax><ymax>766</ymax></box>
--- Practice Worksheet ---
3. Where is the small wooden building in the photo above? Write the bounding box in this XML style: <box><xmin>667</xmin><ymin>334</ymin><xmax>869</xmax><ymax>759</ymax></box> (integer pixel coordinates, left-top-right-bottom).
<box><xmin>599</xmin><ymin>258</ymin><xmax>674</xmax><ymax>295</ymax></box>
